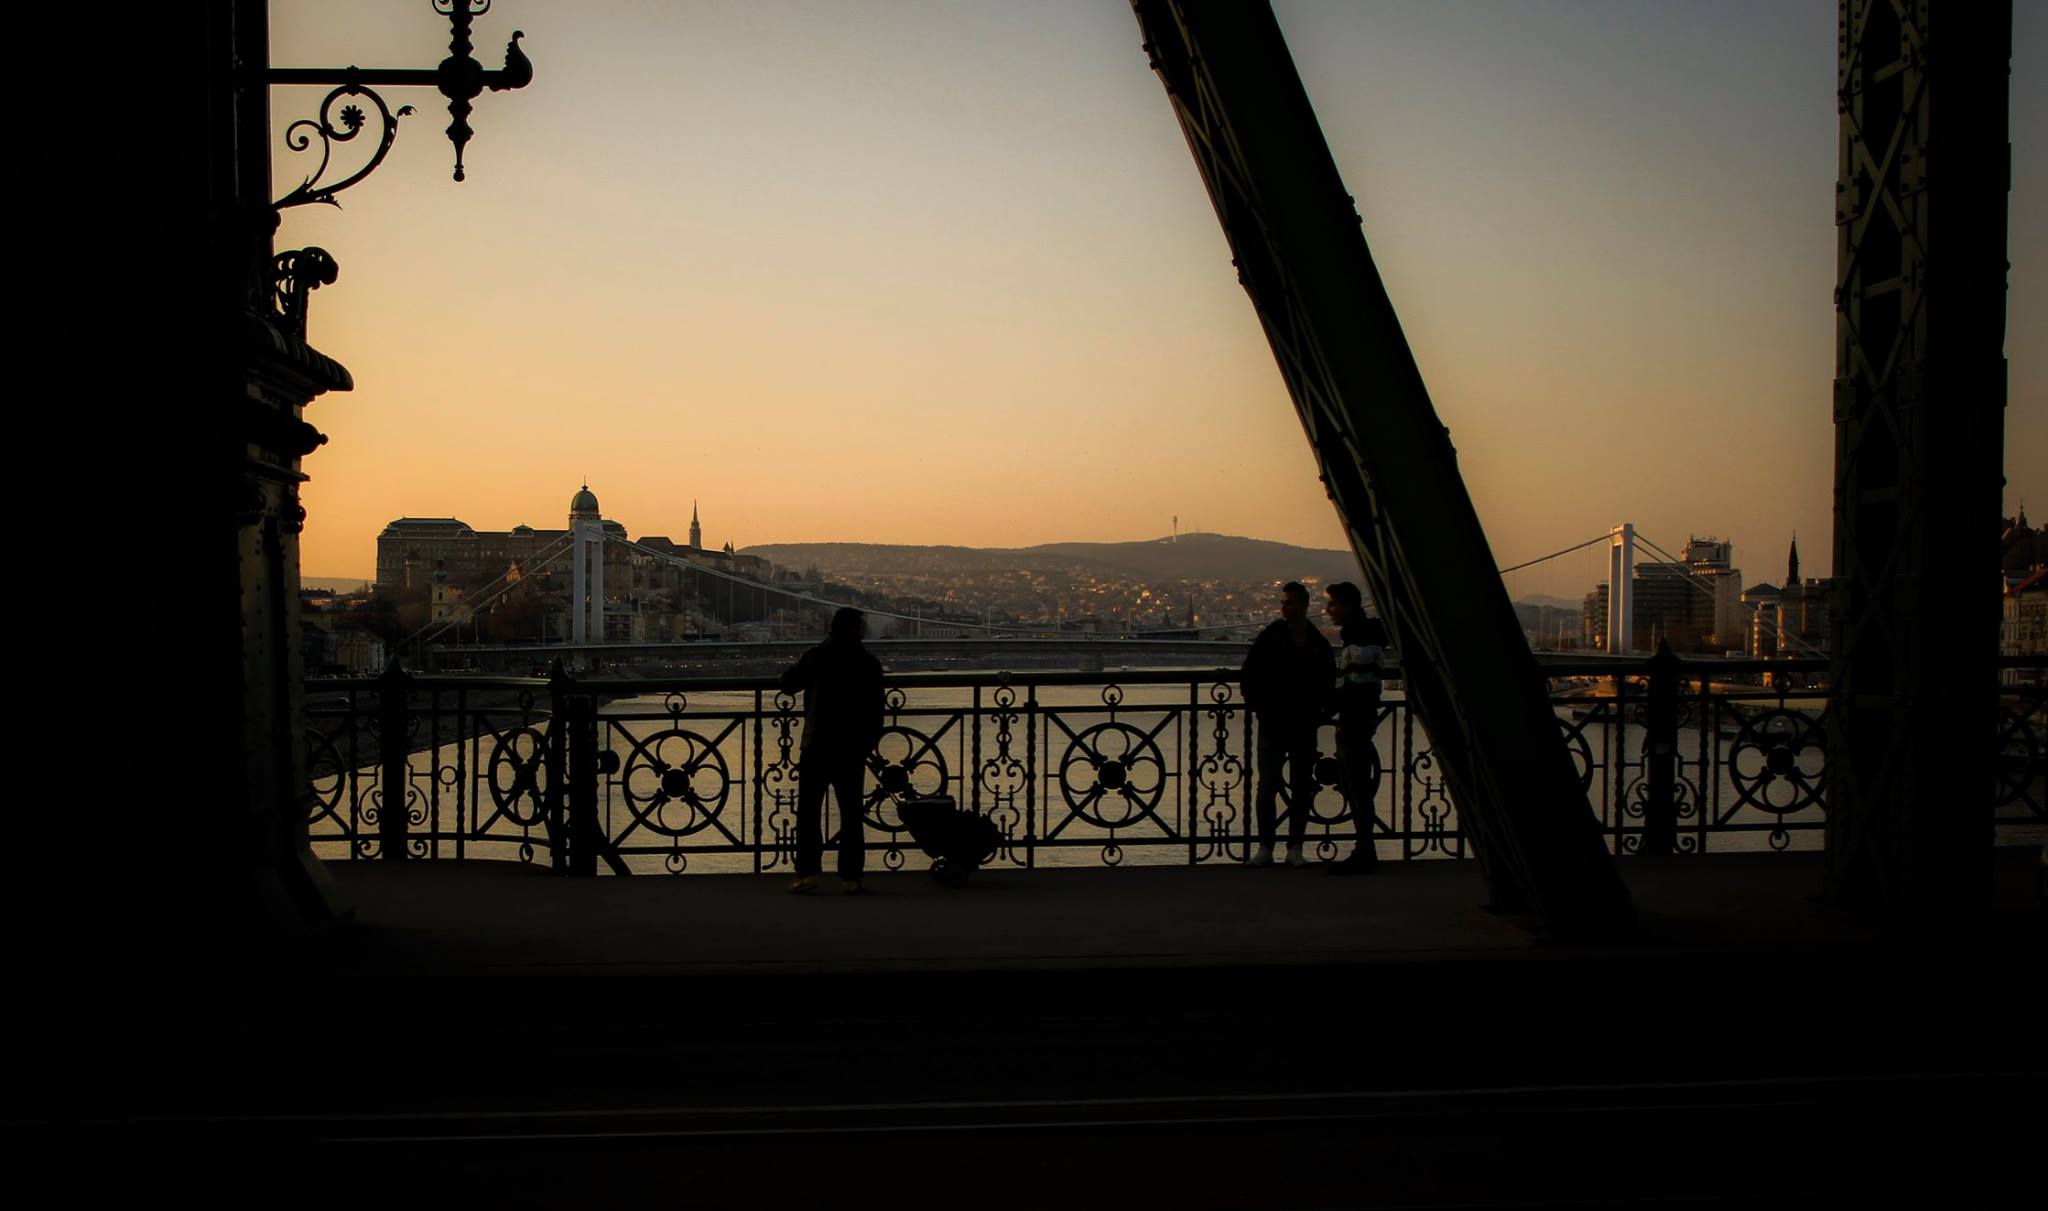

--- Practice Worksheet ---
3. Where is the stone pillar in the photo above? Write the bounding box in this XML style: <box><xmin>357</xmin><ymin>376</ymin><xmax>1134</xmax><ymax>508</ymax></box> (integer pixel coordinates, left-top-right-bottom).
<box><xmin>27</xmin><ymin>1</ymin><xmax>353</xmax><ymax>941</ymax></box>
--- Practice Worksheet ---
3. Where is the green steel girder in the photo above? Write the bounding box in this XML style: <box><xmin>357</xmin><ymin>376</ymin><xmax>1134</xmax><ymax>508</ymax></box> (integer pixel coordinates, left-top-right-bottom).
<box><xmin>1131</xmin><ymin>2</ymin><xmax>1632</xmax><ymax>933</ymax></box>
<box><xmin>1826</xmin><ymin>0</ymin><xmax>2011</xmax><ymax>917</ymax></box>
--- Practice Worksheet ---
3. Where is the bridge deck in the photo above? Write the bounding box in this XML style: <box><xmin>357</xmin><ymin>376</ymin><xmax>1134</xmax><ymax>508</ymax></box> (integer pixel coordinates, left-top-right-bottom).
<box><xmin>304</xmin><ymin>849</ymin><xmax>2035</xmax><ymax>982</ymax></box>
<box><xmin>16</xmin><ymin>851</ymin><xmax>2041</xmax><ymax>1205</ymax></box>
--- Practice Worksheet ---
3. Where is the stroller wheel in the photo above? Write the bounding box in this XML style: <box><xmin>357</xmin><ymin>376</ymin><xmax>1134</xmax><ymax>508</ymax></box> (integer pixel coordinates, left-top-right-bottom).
<box><xmin>929</xmin><ymin>858</ymin><xmax>952</xmax><ymax>884</ymax></box>
<box><xmin>939</xmin><ymin>862</ymin><xmax>973</xmax><ymax>888</ymax></box>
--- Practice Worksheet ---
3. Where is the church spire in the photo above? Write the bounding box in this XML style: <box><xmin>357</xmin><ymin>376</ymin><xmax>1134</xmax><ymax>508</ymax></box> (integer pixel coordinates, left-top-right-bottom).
<box><xmin>1787</xmin><ymin>533</ymin><xmax>1800</xmax><ymax>588</ymax></box>
<box><xmin>689</xmin><ymin>500</ymin><xmax>703</xmax><ymax>550</ymax></box>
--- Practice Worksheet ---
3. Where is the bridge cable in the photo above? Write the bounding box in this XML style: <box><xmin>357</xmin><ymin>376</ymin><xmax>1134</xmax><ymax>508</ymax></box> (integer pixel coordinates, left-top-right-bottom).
<box><xmin>398</xmin><ymin>531</ymin><xmax>576</xmax><ymax>654</ymax></box>
<box><xmin>1496</xmin><ymin>533</ymin><xmax>1612</xmax><ymax>577</ymax></box>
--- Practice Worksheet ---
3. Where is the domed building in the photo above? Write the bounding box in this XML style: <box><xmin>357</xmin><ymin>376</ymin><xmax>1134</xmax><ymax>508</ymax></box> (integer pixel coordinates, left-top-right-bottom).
<box><xmin>376</xmin><ymin>483</ymin><xmax>629</xmax><ymax>590</ymax></box>
<box><xmin>371</xmin><ymin>485</ymin><xmax>778</xmax><ymax>644</ymax></box>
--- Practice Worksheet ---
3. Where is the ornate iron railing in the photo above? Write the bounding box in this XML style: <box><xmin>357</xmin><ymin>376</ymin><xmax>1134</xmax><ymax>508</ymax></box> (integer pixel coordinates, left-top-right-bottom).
<box><xmin>303</xmin><ymin>657</ymin><xmax>2047</xmax><ymax>873</ymax></box>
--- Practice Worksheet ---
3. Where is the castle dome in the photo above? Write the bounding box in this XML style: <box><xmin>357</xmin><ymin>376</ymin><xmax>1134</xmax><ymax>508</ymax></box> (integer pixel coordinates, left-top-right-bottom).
<box><xmin>569</xmin><ymin>484</ymin><xmax>600</xmax><ymax>517</ymax></box>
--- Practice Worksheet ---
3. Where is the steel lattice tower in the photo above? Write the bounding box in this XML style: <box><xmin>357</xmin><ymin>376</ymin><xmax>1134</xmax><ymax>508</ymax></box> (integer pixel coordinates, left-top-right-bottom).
<box><xmin>1826</xmin><ymin>1</ymin><xmax>2013</xmax><ymax>917</ymax></box>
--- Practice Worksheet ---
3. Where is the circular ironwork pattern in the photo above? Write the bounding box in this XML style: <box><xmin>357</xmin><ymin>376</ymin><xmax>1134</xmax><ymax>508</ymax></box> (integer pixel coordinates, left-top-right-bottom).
<box><xmin>1057</xmin><ymin>722</ymin><xmax>1166</xmax><ymax>829</ymax></box>
<box><xmin>1275</xmin><ymin>744</ymin><xmax>1346</xmax><ymax>826</ymax></box>
<box><xmin>1556</xmin><ymin>716</ymin><xmax>1595</xmax><ymax>794</ymax></box>
<box><xmin>1727</xmin><ymin>708</ymin><xmax>1826</xmax><ymax>815</ymax></box>
<box><xmin>863</xmin><ymin>725</ymin><xmax>949</xmax><ymax>833</ymax></box>
<box><xmin>619</xmin><ymin>727</ymin><xmax>732</xmax><ymax>838</ymax></box>
<box><xmin>485</xmin><ymin>725</ymin><xmax>549</xmax><ymax>827</ymax></box>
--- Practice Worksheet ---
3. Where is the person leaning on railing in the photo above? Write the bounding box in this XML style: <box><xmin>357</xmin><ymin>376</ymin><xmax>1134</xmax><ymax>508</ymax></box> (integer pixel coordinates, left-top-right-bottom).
<box><xmin>1240</xmin><ymin>581</ymin><xmax>1334</xmax><ymax>867</ymax></box>
<box><xmin>781</xmin><ymin>607</ymin><xmax>886</xmax><ymax>895</ymax></box>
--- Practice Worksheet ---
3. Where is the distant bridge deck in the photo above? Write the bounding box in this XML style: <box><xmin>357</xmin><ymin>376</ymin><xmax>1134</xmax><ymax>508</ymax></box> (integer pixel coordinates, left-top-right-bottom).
<box><xmin>425</xmin><ymin>635</ymin><xmax>1665</xmax><ymax>672</ymax></box>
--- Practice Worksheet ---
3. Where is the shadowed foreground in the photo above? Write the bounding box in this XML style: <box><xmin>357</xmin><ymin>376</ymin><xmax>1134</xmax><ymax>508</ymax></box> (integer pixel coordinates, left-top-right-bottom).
<box><xmin>11</xmin><ymin>851</ymin><xmax>2041</xmax><ymax>1207</ymax></box>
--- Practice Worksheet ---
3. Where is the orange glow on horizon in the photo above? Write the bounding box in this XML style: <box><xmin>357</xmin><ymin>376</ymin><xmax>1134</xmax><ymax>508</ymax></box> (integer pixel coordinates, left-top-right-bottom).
<box><xmin>272</xmin><ymin>2</ymin><xmax>2044</xmax><ymax>594</ymax></box>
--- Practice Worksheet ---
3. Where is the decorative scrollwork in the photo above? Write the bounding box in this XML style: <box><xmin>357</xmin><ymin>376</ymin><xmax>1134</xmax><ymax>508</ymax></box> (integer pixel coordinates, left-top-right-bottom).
<box><xmin>272</xmin><ymin>247</ymin><xmax>338</xmax><ymax>339</ymax></box>
<box><xmin>1193</xmin><ymin>682</ymin><xmax>1245</xmax><ymax>860</ymax></box>
<box><xmin>1725</xmin><ymin>707</ymin><xmax>1826</xmax><ymax>816</ymax></box>
<box><xmin>1406</xmin><ymin>746</ymin><xmax>1457</xmax><ymax>856</ymax></box>
<box><xmin>761</xmin><ymin>691</ymin><xmax>801</xmax><ymax>869</ymax></box>
<box><xmin>978</xmin><ymin>695</ymin><xmax>1026</xmax><ymax>819</ymax></box>
<box><xmin>485</xmin><ymin>725</ymin><xmax>548</xmax><ymax>827</ymax></box>
<box><xmin>275</xmin><ymin>84</ymin><xmax>417</xmax><ymax>210</ymax></box>
<box><xmin>1620</xmin><ymin>770</ymin><xmax>1699</xmax><ymax>840</ymax></box>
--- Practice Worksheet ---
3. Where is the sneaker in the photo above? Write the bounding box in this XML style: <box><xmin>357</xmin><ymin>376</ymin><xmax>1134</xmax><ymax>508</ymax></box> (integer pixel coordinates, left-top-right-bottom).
<box><xmin>840</xmin><ymin>880</ymin><xmax>867</xmax><ymax>895</ymax></box>
<box><xmin>1247</xmin><ymin>845</ymin><xmax>1274</xmax><ymax>867</ymax></box>
<box><xmin>1286</xmin><ymin>844</ymin><xmax>1308</xmax><ymax>868</ymax></box>
<box><xmin>787</xmin><ymin>875</ymin><xmax>819</xmax><ymax>895</ymax></box>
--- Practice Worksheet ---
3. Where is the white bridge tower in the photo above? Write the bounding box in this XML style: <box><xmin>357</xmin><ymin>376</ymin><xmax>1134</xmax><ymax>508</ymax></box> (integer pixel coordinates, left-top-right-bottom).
<box><xmin>569</xmin><ymin>484</ymin><xmax>605</xmax><ymax>648</ymax></box>
<box><xmin>1606</xmin><ymin>522</ymin><xmax>1636</xmax><ymax>655</ymax></box>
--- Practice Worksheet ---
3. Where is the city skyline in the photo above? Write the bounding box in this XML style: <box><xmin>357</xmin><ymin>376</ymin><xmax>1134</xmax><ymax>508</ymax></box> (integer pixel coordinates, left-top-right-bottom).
<box><xmin>339</xmin><ymin>476</ymin><xmax>1823</xmax><ymax>611</ymax></box>
<box><xmin>273</xmin><ymin>1</ymin><xmax>2045</xmax><ymax>585</ymax></box>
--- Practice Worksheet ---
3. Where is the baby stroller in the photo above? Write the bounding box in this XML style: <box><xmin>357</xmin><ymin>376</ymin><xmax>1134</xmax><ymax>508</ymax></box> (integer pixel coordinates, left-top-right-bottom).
<box><xmin>898</xmin><ymin>795</ymin><xmax>1001</xmax><ymax>887</ymax></box>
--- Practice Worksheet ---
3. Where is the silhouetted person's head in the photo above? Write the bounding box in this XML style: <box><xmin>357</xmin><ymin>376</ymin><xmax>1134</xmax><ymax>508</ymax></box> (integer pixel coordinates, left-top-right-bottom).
<box><xmin>1324</xmin><ymin>581</ymin><xmax>1362</xmax><ymax>627</ymax></box>
<box><xmin>830</xmin><ymin>607</ymin><xmax>866</xmax><ymax>643</ymax></box>
<box><xmin>1279</xmin><ymin>582</ymin><xmax>1309</xmax><ymax>625</ymax></box>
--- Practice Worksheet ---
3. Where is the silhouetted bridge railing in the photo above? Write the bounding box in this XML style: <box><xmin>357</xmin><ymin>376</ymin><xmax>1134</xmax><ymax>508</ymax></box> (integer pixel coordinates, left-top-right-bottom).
<box><xmin>304</xmin><ymin>658</ymin><xmax>2046</xmax><ymax>874</ymax></box>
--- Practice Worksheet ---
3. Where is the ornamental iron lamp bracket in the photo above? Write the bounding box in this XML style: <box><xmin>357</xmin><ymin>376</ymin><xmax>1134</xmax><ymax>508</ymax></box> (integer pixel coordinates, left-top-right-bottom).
<box><xmin>269</xmin><ymin>0</ymin><xmax>531</xmax><ymax>210</ymax></box>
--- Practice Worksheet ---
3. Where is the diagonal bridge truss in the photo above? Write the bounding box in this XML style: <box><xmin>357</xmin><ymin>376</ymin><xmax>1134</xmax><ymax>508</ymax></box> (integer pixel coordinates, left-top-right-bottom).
<box><xmin>1130</xmin><ymin>2</ymin><xmax>1634</xmax><ymax>932</ymax></box>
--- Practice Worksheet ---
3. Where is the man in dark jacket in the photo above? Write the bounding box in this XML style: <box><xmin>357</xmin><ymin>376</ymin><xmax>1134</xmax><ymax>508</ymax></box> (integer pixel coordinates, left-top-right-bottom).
<box><xmin>1240</xmin><ymin>582</ymin><xmax>1334</xmax><ymax>866</ymax></box>
<box><xmin>1324</xmin><ymin>582</ymin><xmax>1387</xmax><ymax>874</ymax></box>
<box><xmin>780</xmin><ymin>607</ymin><xmax>886</xmax><ymax>893</ymax></box>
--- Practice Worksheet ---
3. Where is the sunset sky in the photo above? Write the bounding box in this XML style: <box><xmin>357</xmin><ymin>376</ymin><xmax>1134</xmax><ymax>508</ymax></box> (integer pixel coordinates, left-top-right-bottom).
<box><xmin>273</xmin><ymin>1</ymin><xmax>2043</xmax><ymax>599</ymax></box>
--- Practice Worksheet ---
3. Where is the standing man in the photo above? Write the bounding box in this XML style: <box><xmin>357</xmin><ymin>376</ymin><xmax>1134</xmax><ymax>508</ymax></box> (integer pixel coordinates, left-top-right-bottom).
<box><xmin>781</xmin><ymin>607</ymin><xmax>886</xmax><ymax>894</ymax></box>
<box><xmin>1324</xmin><ymin>583</ymin><xmax>1387</xmax><ymax>874</ymax></box>
<box><xmin>1241</xmin><ymin>582</ymin><xmax>1334</xmax><ymax>866</ymax></box>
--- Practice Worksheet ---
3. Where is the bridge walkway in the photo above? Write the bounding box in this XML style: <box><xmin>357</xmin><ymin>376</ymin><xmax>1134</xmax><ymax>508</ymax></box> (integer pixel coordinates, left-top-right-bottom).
<box><xmin>15</xmin><ymin>851</ymin><xmax>2041</xmax><ymax>1205</ymax></box>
